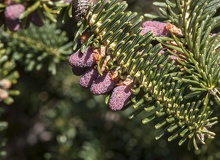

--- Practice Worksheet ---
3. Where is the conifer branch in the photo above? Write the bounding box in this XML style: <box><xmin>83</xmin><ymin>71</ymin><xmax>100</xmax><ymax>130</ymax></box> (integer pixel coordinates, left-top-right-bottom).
<box><xmin>69</xmin><ymin>0</ymin><xmax>220</xmax><ymax>150</ymax></box>
<box><xmin>0</xmin><ymin>41</ymin><xmax>19</xmax><ymax>105</ymax></box>
<box><xmin>0</xmin><ymin>41</ymin><xmax>19</xmax><ymax>158</ymax></box>
<box><xmin>0</xmin><ymin>22</ymin><xmax>72</xmax><ymax>74</ymax></box>
<box><xmin>0</xmin><ymin>0</ymin><xmax>219</xmax><ymax>153</ymax></box>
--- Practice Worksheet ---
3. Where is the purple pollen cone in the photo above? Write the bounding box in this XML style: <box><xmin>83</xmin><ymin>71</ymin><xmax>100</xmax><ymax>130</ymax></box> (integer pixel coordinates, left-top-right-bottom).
<box><xmin>80</xmin><ymin>68</ymin><xmax>99</xmax><ymax>88</ymax></box>
<box><xmin>64</xmin><ymin>0</ymin><xmax>73</xmax><ymax>3</ymax></box>
<box><xmin>4</xmin><ymin>4</ymin><xmax>25</xmax><ymax>20</ymax></box>
<box><xmin>141</xmin><ymin>21</ymin><xmax>169</xmax><ymax>36</ymax></box>
<box><xmin>5</xmin><ymin>19</ymin><xmax>21</xmax><ymax>31</ymax></box>
<box><xmin>72</xmin><ymin>67</ymin><xmax>87</xmax><ymax>76</ymax></box>
<box><xmin>4</xmin><ymin>4</ymin><xmax>25</xmax><ymax>31</ymax></box>
<box><xmin>90</xmin><ymin>72</ymin><xmax>117</xmax><ymax>95</ymax></box>
<box><xmin>109</xmin><ymin>85</ymin><xmax>132</xmax><ymax>111</ymax></box>
<box><xmin>69</xmin><ymin>47</ymin><xmax>96</xmax><ymax>68</ymax></box>
<box><xmin>30</xmin><ymin>10</ymin><xmax>44</xmax><ymax>27</ymax></box>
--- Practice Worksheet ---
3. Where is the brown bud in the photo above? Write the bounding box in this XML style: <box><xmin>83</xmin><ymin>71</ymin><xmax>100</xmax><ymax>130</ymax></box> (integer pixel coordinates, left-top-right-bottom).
<box><xmin>166</xmin><ymin>23</ymin><xmax>183</xmax><ymax>36</ymax></box>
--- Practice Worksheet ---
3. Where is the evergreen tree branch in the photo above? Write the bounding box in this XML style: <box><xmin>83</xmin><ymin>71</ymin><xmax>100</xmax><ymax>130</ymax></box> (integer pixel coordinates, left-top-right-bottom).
<box><xmin>0</xmin><ymin>21</ymin><xmax>72</xmax><ymax>74</ymax></box>
<box><xmin>69</xmin><ymin>0</ymin><xmax>220</xmax><ymax>150</ymax></box>
<box><xmin>0</xmin><ymin>41</ymin><xmax>19</xmax><ymax>105</ymax></box>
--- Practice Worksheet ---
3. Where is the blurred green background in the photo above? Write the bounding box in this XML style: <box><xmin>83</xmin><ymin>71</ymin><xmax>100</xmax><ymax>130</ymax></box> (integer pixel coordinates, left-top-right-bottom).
<box><xmin>1</xmin><ymin>0</ymin><xmax>220</xmax><ymax>160</ymax></box>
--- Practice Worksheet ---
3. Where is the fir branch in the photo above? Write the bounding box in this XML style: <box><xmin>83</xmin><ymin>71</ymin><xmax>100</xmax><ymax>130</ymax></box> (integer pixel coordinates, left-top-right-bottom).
<box><xmin>0</xmin><ymin>21</ymin><xmax>72</xmax><ymax>74</ymax></box>
<box><xmin>0</xmin><ymin>40</ymin><xmax>20</xmax><ymax>159</ymax></box>
<box><xmin>70</xmin><ymin>0</ymin><xmax>220</xmax><ymax>150</ymax></box>
<box><xmin>0</xmin><ymin>41</ymin><xmax>19</xmax><ymax>105</ymax></box>
<box><xmin>153</xmin><ymin>0</ymin><xmax>220</xmax><ymax>149</ymax></box>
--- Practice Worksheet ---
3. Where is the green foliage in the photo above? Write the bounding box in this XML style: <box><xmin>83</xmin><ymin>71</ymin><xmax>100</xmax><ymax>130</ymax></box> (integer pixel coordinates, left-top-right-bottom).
<box><xmin>0</xmin><ymin>41</ymin><xmax>19</xmax><ymax>105</ymax></box>
<box><xmin>0</xmin><ymin>22</ymin><xmax>72</xmax><ymax>74</ymax></box>
<box><xmin>154</xmin><ymin>0</ymin><xmax>220</xmax><ymax>149</ymax></box>
<box><xmin>20</xmin><ymin>0</ymin><xmax>71</xmax><ymax>22</ymax></box>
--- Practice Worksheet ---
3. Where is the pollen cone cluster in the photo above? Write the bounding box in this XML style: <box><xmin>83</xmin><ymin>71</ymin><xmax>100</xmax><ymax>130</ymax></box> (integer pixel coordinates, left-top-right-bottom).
<box><xmin>69</xmin><ymin>46</ymin><xmax>133</xmax><ymax>111</ymax></box>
